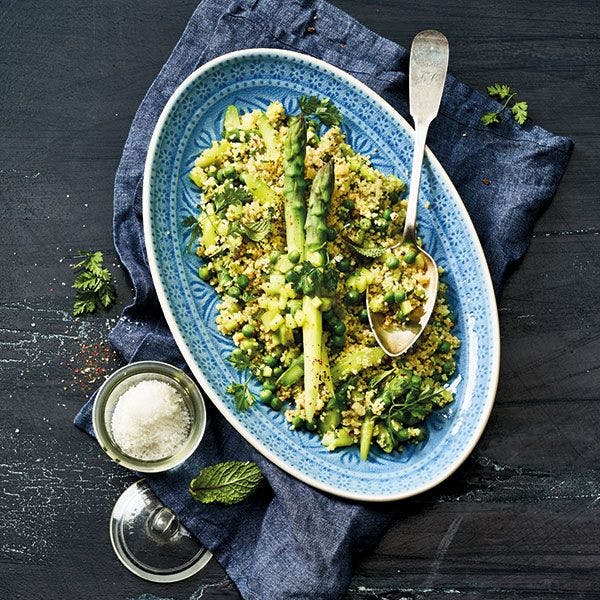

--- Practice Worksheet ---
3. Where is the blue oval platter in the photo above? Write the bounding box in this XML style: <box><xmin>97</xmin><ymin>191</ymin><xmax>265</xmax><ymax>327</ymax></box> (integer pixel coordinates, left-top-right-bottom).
<box><xmin>143</xmin><ymin>49</ymin><xmax>500</xmax><ymax>501</ymax></box>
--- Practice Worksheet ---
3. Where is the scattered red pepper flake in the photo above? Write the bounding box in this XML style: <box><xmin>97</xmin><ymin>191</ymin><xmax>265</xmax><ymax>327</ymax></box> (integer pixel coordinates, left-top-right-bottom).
<box><xmin>482</xmin><ymin>177</ymin><xmax>491</xmax><ymax>185</ymax></box>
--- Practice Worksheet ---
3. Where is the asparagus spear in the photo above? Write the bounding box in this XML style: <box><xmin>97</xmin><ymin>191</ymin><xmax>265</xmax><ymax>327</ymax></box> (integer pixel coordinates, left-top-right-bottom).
<box><xmin>302</xmin><ymin>160</ymin><xmax>335</xmax><ymax>423</ymax></box>
<box><xmin>283</xmin><ymin>115</ymin><xmax>308</xmax><ymax>258</ymax></box>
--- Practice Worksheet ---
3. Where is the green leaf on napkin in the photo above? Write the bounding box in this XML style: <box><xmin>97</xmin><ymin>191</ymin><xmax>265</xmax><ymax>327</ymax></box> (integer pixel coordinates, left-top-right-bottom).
<box><xmin>481</xmin><ymin>82</ymin><xmax>528</xmax><ymax>127</ymax></box>
<box><xmin>511</xmin><ymin>100</ymin><xmax>528</xmax><ymax>125</ymax></box>
<box><xmin>189</xmin><ymin>461</ymin><xmax>263</xmax><ymax>505</ymax></box>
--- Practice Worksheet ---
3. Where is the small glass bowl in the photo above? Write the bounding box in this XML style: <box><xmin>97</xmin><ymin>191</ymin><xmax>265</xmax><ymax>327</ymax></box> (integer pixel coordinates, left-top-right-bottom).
<box><xmin>92</xmin><ymin>360</ymin><xmax>206</xmax><ymax>473</ymax></box>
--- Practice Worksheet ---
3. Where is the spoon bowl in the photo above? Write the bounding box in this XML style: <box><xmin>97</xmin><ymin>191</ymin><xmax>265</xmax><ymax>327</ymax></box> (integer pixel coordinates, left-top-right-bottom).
<box><xmin>367</xmin><ymin>247</ymin><xmax>439</xmax><ymax>357</ymax></box>
<box><xmin>367</xmin><ymin>30</ymin><xmax>448</xmax><ymax>357</ymax></box>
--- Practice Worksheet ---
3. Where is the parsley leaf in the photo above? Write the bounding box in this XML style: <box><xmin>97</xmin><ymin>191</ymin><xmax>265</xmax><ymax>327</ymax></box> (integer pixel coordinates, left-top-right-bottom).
<box><xmin>480</xmin><ymin>111</ymin><xmax>501</xmax><ymax>126</ymax></box>
<box><xmin>228</xmin><ymin>349</ymin><xmax>252</xmax><ymax>371</ymax></box>
<box><xmin>481</xmin><ymin>82</ymin><xmax>528</xmax><ymax>126</ymax></box>
<box><xmin>511</xmin><ymin>100</ymin><xmax>528</xmax><ymax>125</ymax></box>
<box><xmin>299</xmin><ymin>95</ymin><xmax>343</xmax><ymax>128</ymax></box>
<box><xmin>486</xmin><ymin>83</ymin><xmax>512</xmax><ymax>100</ymax></box>
<box><xmin>226</xmin><ymin>382</ymin><xmax>256</xmax><ymax>411</ymax></box>
<box><xmin>71</xmin><ymin>251</ymin><xmax>116</xmax><ymax>316</ymax></box>
<box><xmin>189</xmin><ymin>461</ymin><xmax>263</xmax><ymax>505</ymax></box>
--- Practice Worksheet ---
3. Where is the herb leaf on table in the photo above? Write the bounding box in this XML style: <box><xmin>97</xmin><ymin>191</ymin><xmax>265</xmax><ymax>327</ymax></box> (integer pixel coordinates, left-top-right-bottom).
<box><xmin>189</xmin><ymin>461</ymin><xmax>263</xmax><ymax>505</ymax></box>
<box><xmin>71</xmin><ymin>251</ymin><xmax>116</xmax><ymax>315</ymax></box>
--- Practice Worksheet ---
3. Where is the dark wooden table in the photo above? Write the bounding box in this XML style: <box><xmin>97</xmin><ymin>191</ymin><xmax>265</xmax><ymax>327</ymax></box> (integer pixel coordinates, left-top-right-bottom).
<box><xmin>1</xmin><ymin>1</ymin><xmax>598</xmax><ymax>598</ymax></box>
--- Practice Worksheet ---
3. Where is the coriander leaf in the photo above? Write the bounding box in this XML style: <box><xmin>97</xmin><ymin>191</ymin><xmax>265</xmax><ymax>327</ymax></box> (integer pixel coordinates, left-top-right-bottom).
<box><xmin>486</xmin><ymin>83</ymin><xmax>512</xmax><ymax>100</ymax></box>
<box><xmin>511</xmin><ymin>100</ymin><xmax>528</xmax><ymax>125</ymax></box>
<box><xmin>228</xmin><ymin>349</ymin><xmax>251</xmax><ymax>371</ymax></box>
<box><xmin>226</xmin><ymin>382</ymin><xmax>255</xmax><ymax>411</ymax></box>
<box><xmin>189</xmin><ymin>461</ymin><xmax>263</xmax><ymax>505</ymax></box>
<box><xmin>480</xmin><ymin>111</ymin><xmax>501</xmax><ymax>126</ymax></box>
<box><xmin>299</xmin><ymin>95</ymin><xmax>342</xmax><ymax>128</ymax></box>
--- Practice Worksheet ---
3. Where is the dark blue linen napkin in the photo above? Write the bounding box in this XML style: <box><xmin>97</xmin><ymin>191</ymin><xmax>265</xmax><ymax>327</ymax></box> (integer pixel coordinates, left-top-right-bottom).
<box><xmin>75</xmin><ymin>1</ymin><xmax>573</xmax><ymax>598</ymax></box>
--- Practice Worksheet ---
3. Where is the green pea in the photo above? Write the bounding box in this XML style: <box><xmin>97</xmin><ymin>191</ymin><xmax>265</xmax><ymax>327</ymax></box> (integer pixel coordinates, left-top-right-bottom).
<box><xmin>270</xmin><ymin>396</ymin><xmax>283</xmax><ymax>411</ymax></box>
<box><xmin>264</xmin><ymin>355</ymin><xmax>278</xmax><ymax>367</ymax></box>
<box><xmin>394</xmin><ymin>288</ymin><xmax>407</xmax><ymax>303</ymax></box>
<box><xmin>291</xmin><ymin>416</ymin><xmax>305</xmax><ymax>430</ymax></box>
<box><xmin>359</xmin><ymin>217</ymin><xmax>371</xmax><ymax>231</ymax></box>
<box><xmin>342</xmin><ymin>199</ymin><xmax>355</xmax><ymax>210</ymax></box>
<box><xmin>359</xmin><ymin>308</ymin><xmax>369</xmax><ymax>323</ymax></box>
<box><xmin>410</xmin><ymin>374</ymin><xmax>422</xmax><ymax>386</ymax></box>
<box><xmin>438</xmin><ymin>341</ymin><xmax>451</xmax><ymax>353</ymax></box>
<box><xmin>383</xmin><ymin>208</ymin><xmax>393</xmax><ymax>220</ymax></box>
<box><xmin>263</xmin><ymin>381</ymin><xmax>277</xmax><ymax>392</ymax></box>
<box><xmin>385</xmin><ymin>256</ymin><xmax>400</xmax><ymax>269</ymax></box>
<box><xmin>222</xmin><ymin>165</ymin><xmax>237</xmax><ymax>179</ymax></box>
<box><xmin>403</xmin><ymin>248</ymin><xmax>418</xmax><ymax>264</ymax></box>
<box><xmin>259</xmin><ymin>389</ymin><xmax>273</xmax><ymax>403</ymax></box>
<box><xmin>198</xmin><ymin>266</ymin><xmax>212</xmax><ymax>281</ymax></box>
<box><xmin>333</xmin><ymin>321</ymin><xmax>346</xmax><ymax>335</ymax></box>
<box><xmin>272</xmin><ymin>366</ymin><xmax>283</xmax><ymax>377</ymax></box>
<box><xmin>288</xmin><ymin>250</ymin><xmax>301</xmax><ymax>264</ymax></box>
<box><xmin>384</xmin><ymin>291</ymin><xmax>396</xmax><ymax>304</ymax></box>
<box><xmin>337</xmin><ymin>258</ymin><xmax>351</xmax><ymax>273</ymax></box>
<box><xmin>241</xmin><ymin>324</ymin><xmax>256</xmax><ymax>338</ymax></box>
<box><xmin>344</xmin><ymin>289</ymin><xmax>361</xmax><ymax>305</ymax></box>
<box><xmin>322</xmin><ymin>309</ymin><xmax>335</xmax><ymax>322</ymax></box>
<box><xmin>227</xmin><ymin>285</ymin><xmax>241</xmax><ymax>298</ymax></box>
<box><xmin>374</xmin><ymin>217</ymin><xmax>388</xmax><ymax>231</ymax></box>
<box><xmin>443</xmin><ymin>360</ymin><xmax>455</xmax><ymax>374</ymax></box>
<box><xmin>236</xmin><ymin>274</ymin><xmax>249</xmax><ymax>289</ymax></box>
<box><xmin>330</xmin><ymin>335</ymin><xmax>345</xmax><ymax>349</ymax></box>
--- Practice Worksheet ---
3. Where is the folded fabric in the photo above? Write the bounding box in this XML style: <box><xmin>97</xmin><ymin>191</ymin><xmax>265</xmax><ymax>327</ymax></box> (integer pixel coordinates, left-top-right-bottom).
<box><xmin>75</xmin><ymin>1</ymin><xmax>573</xmax><ymax>598</ymax></box>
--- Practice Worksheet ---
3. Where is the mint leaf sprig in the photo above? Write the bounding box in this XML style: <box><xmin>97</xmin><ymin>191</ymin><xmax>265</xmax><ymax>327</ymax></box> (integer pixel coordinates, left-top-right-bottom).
<box><xmin>71</xmin><ymin>251</ymin><xmax>116</xmax><ymax>316</ymax></box>
<box><xmin>481</xmin><ymin>83</ymin><xmax>528</xmax><ymax>126</ymax></box>
<box><xmin>189</xmin><ymin>461</ymin><xmax>263</xmax><ymax>505</ymax></box>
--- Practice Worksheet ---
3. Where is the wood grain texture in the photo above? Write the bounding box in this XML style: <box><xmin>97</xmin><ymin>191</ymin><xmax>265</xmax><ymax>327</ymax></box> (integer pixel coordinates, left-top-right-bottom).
<box><xmin>0</xmin><ymin>1</ymin><xmax>598</xmax><ymax>599</ymax></box>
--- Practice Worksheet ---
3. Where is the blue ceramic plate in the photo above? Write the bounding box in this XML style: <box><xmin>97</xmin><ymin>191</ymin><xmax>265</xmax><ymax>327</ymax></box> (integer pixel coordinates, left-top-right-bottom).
<box><xmin>143</xmin><ymin>49</ymin><xmax>500</xmax><ymax>501</ymax></box>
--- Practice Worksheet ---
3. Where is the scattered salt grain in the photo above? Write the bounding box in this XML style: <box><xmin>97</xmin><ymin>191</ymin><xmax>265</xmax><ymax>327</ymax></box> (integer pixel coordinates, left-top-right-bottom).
<box><xmin>111</xmin><ymin>380</ymin><xmax>191</xmax><ymax>461</ymax></box>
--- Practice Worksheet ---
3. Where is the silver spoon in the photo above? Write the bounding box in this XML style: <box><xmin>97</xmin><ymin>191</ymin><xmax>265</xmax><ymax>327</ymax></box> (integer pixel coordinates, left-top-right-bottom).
<box><xmin>368</xmin><ymin>30</ymin><xmax>449</xmax><ymax>357</ymax></box>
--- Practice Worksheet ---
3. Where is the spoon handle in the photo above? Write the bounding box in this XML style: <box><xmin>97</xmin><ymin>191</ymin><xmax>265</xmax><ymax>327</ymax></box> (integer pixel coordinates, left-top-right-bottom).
<box><xmin>402</xmin><ymin>30</ymin><xmax>449</xmax><ymax>244</ymax></box>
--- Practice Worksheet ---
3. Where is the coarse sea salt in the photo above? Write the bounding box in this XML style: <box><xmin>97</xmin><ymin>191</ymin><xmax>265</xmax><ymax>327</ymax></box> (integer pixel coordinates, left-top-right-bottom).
<box><xmin>111</xmin><ymin>379</ymin><xmax>191</xmax><ymax>461</ymax></box>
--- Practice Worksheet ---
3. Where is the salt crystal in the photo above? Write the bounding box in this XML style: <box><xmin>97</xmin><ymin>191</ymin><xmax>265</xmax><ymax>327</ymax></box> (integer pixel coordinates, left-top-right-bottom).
<box><xmin>110</xmin><ymin>380</ymin><xmax>191</xmax><ymax>461</ymax></box>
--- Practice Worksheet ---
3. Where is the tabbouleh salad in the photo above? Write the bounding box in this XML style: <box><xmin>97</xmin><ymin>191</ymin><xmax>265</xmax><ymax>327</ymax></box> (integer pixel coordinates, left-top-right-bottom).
<box><xmin>185</xmin><ymin>97</ymin><xmax>459</xmax><ymax>459</ymax></box>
